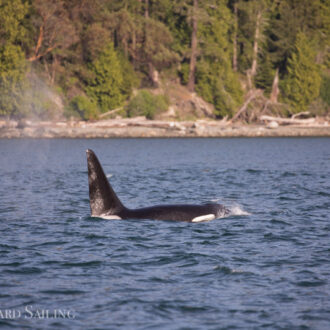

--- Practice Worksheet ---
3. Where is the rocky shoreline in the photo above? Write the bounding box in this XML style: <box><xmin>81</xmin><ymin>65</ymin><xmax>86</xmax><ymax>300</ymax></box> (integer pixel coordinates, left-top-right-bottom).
<box><xmin>0</xmin><ymin>118</ymin><xmax>329</xmax><ymax>138</ymax></box>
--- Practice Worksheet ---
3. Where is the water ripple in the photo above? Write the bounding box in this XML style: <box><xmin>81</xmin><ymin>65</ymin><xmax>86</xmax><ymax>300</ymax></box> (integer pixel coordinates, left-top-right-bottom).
<box><xmin>0</xmin><ymin>138</ymin><xmax>329</xmax><ymax>329</ymax></box>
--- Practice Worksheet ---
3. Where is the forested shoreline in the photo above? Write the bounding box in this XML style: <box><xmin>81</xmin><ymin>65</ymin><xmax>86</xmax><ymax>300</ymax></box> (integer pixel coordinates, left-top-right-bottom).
<box><xmin>0</xmin><ymin>0</ymin><xmax>329</xmax><ymax>121</ymax></box>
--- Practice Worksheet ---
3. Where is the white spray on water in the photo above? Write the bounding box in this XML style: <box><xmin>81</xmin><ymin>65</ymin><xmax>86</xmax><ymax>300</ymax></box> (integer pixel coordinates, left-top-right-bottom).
<box><xmin>211</xmin><ymin>198</ymin><xmax>251</xmax><ymax>217</ymax></box>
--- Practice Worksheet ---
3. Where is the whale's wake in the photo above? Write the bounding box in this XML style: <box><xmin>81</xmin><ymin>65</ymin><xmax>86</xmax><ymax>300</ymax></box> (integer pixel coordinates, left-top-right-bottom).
<box><xmin>211</xmin><ymin>199</ymin><xmax>250</xmax><ymax>217</ymax></box>
<box><xmin>227</xmin><ymin>204</ymin><xmax>251</xmax><ymax>216</ymax></box>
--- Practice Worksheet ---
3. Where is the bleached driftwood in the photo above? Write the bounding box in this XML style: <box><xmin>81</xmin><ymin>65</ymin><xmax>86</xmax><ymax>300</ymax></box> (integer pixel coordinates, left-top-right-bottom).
<box><xmin>260</xmin><ymin>115</ymin><xmax>315</xmax><ymax>125</ymax></box>
<box><xmin>99</xmin><ymin>107</ymin><xmax>123</xmax><ymax>118</ymax></box>
<box><xmin>292</xmin><ymin>111</ymin><xmax>310</xmax><ymax>119</ymax></box>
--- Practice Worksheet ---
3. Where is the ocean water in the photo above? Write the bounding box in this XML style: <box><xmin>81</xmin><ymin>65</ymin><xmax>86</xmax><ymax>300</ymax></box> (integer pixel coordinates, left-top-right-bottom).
<box><xmin>0</xmin><ymin>138</ymin><xmax>329</xmax><ymax>329</ymax></box>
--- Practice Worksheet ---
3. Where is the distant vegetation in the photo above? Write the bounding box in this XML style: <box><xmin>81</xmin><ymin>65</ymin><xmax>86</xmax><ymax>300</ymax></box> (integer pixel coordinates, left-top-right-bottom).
<box><xmin>0</xmin><ymin>0</ymin><xmax>329</xmax><ymax>121</ymax></box>
<box><xmin>126</xmin><ymin>90</ymin><xmax>169</xmax><ymax>119</ymax></box>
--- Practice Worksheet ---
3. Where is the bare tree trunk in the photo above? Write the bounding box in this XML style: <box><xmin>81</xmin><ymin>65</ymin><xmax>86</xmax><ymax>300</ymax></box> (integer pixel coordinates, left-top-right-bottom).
<box><xmin>144</xmin><ymin>0</ymin><xmax>149</xmax><ymax>19</ymax></box>
<box><xmin>143</xmin><ymin>1</ymin><xmax>157</xmax><ymax>86</ymax></box>
<box><xmin>44</xmin><ymin>59</ymin><xmax>51</xmax><ymax>82</ymax></box>
<box><xmin>122</xmin><ymin>35</ymin><xmax>128</xmax><ymax>58</ymax></box>
<box><xmin>188</xmin><ymin>0</ymin><xmax>198</xmax><ymax>92</ymax></box>
<box><xmin>28</xmin><ymin>17</ymin><xmax>46</xmax><ymax>61</ymax></box>
<box><xmin>246</xmin><ymin>69</ymin><xmax>253</xmax><ymax>90</ymax></box>
<box><xmin>251</xmin><ymin>10</ymin><xmax>261</xmax><ymax>78</ymax></box>
<box><xmin>270</xmin><ymin>68</ymin><xmax>279</xmax><ymax>103</ymax></box>
<box><xmin>28</xmin><ymin>45</ymin><xmax>56</xmax><ymax>62</ymax></box>
<box><xmin>28</xmin><ymin>20</ymin><xmax>57</xmax><ymax>62</ymax></box>
<box><xmin>232</xmin><ymin>2</ymin><xmax>238</xmax><ymax>72</ymax></box>
<box><xmin>132</xmin><ymin>31</ymin><xmax>136</xmax><ymax>67</ymax></box>
<box><xmin>51</xmin><ymin>55</ymin><xmax>58</xmax><ymax>86</ymax></box>
<box><xmin>35</xmin><ymin>19</ymin><xmax>45</xmax><ymax>57</ymax></box>
<box><xmin>148</xmin><ymin>63</ymin><xmax>159</xmax><ymax>87</ymax></box>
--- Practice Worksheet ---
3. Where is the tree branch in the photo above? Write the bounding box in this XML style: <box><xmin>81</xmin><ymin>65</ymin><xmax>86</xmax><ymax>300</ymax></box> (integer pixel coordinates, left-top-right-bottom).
<box><xmin>27</xmin><ymin>45</ymin><xmax>57</xmax><ymax>62</ymax></box>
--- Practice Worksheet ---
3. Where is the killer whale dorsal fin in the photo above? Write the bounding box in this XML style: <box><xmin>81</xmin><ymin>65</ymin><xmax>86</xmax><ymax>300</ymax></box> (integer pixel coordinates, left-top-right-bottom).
<box><xmin>86</xmin><ymin>149</ymin><xmax>124</xmax><ymax>217</ymax></box>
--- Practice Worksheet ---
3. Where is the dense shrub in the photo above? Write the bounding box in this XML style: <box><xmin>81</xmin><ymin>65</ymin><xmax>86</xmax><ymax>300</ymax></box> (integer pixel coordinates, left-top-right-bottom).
<box><xmin>125</xmin><ymin>90</ymin><xmax>169</xmax><ymax>119</ymax></box>
<box><xmin>320</xmin><ymin>74</ymin><xmax>330</xmax><ymax>106</ymax></box>
<box><xmin>66</xmin><ymin>95</ymin><xmax>99</xmax><ymax>120</ymax></box>
<box><xmin>196</xmin><ymin>60</ymin><xmax>243</xmax><ymax>118</ymax></box>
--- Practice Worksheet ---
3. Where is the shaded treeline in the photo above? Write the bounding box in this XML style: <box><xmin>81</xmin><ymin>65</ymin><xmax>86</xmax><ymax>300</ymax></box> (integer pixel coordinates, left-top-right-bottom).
<box><xmin>0</xmin><ymin>0</ymin><xmax>329</xmax><ymax>120</ymax></box>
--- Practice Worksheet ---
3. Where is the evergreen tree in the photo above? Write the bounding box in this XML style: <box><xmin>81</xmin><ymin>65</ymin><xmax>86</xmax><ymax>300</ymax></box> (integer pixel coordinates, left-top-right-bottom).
<box><xmin>320</xmin><ymin>74</ymin><xmax>330</xmax><ymax>107</ymax></box>
<box><xmin>270</xmin><ymin>0</ymin><xmax>328</xmax><ymax>72</ymax></box>
<box><xmin>283</xmin><ymin>32</ymin><xmax>321</xmax><ymax>113</ymax></box>
<box><xmin>86</xmin><ymin>43</ymin><xmax>125</xmax><ymax>112</ymax></box>
<box><xmin>0</xmin><ymin>0</ymin><xmax>28</xmax><ymax>117</ymax></box>
<box><xmin>159</xmin><ymin>0</ymin><xmax>191</xmax><ymax>59</ymax></box>
<box><xmin>195</xmin><ymin>0</ymin><xmax>243</xmax><ymax>117</ymax></box>
<box><xmin>0</xmin><ymin>0</ymin><xmax>329</xmax><ymax>119</ymax></box>
<box><xmin>108</xmin><ymin>1</ymin><xmax>177</xmax><ymax>85</ymax></box>
<box><xmin>143</xmin><ymin>18</ymin><xmax>179</xmax><ymax>85</ymax></box>
<box><xmin>235</xmin><ymin>0</ymin><xmax>272</xmax><ymax>86</ymax></box>
<box><xmin>255</xmin><ymin>52</ymin><xmax>274</xmax><ymax>95</ymax></box>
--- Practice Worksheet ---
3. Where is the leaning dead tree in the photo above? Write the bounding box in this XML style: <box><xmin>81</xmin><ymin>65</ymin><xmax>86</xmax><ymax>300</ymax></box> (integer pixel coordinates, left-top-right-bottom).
<box><xmin>230</xmin><ymin>89</ymin><xmax>263</xmax><ymax>122</ymax></box>
<box><xmin>230</xmin><ymin>87</ymin><xmax>288</xmax><ymax>123</ymax></box>
<box><xmin>231</xmin><ymin>64</ymin><xmax>286</xmax><ymax>123</ymax></box>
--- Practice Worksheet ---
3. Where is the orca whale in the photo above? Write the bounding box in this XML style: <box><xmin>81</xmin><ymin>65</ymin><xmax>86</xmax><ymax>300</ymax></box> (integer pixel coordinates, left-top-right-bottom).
<box><xmin>86</xmin><ymin>149</ymin><xmax>229</xmax><ymax>222</ymax></box>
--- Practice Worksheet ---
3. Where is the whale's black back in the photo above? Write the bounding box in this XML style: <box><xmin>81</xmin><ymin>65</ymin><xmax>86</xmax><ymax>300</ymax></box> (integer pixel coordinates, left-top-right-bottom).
<box><xmin>121</xmin><ymin>203</ymin><xmax>227</xmax><ymax>222</ymax></box>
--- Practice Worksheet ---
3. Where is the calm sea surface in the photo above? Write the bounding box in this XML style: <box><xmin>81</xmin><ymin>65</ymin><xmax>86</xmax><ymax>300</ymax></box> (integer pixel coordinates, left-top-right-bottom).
<box><xmin>0</xmin><ymin>138</ymin><xmax>329</xmax><ymax>329</ymax></box>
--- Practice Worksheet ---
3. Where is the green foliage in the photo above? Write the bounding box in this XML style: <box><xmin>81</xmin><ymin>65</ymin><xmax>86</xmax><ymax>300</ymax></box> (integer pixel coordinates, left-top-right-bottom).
<box><xmin>159</xmin><ymin>1</ymin><xmax>191</xmax><ymax>57</ymax></box>
<box><xmin>282</xmin><ymin>32</ymin><xmax>322</xmax><ymax>113</ymax></box>
<box><xmin>1</xmin><ymin>0</ymin><xmax>329</xmax><ymax>119</ymax></box>
<box><xmin>178</xmin><ymin>62</ymin><xmax>189</xmax><ymax>85</ymax></box>
<box><xmin>82</xmin><ymin>23</ymin><xmax>111</xmax><ymax>62</ymax></box>
<box><xmin>0</xmin><ymin>45</ymin><xmax>27</xmax><ymax>117</ymax></box>
<box><xmin>320</xmin><ymin>74</ymin><xmax>330</xmax><ymax>106</ymax></box>
<box><xmin>195</xmin><ymin>0</ymin><xmax>243</xmax><ymax>118</ymax></box>
<box><xmin>109</xmin><ymin>5</ymin><xmax>178</xmax><ymax>84</ymax></box>
<box><xmin>118</xmin><ymin>54</ymin><xmax>140</xmax><ymax>97</ymax></box>
<box><xmin>125</xmin><ymin>90</ymin><xmax>169</xmax><ymax>119</ymax></box>
<box><xmin>86</xmin><ymin>43</ymin><xmax>125</xmax><ymax>112</ymax></box>
<box><xmin>24</xmin><ymin>95</ymin><xmax>59</xmax><ymax>120</ymax></box>
<box><xmin>67</xmin><ymin>95</ymin><xmax>99</xmax><ymax>120</ymax></box>
<box><xmin>235</xmin><ymin>0</ymin><xmax>271</xmax><ymax>72</ymax></box>
<box><xmin>255</xmin><ymin>53</ymin><xmax>275</xmax><ymax>95</ymax></box>
<box><xmin>143</xmin><ymin>18</ymin><xmax>179</xmax><ymax>70</ymax></box>
<box><xmin>0</xmin><ymin>0</ymin><xmax>28</xmax><ymax>117</ymax></box>
<box><xmin>307</xmin><ymin>98</ymin><xmax>329</xmax><ymax>117</ymax></box>
<box><xmin>0</xmin><ymin>0</ymin><xmax>28</xmax><ymax>43</ymax></box>
<box><xmin>269</xmin><ymin>0</ymin><xmax>328</xmax><ymax>71</ymax></box>
<box><xmin>196</xmin><ymin>60</ymin><xmax>243</xmax><ymax>118</ymax></box>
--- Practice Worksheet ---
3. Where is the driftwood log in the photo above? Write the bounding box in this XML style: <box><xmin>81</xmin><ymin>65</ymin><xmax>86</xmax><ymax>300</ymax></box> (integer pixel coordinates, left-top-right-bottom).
<box><xmin>260</xmin><ymin>115</ymin><xmax>315</xmax><ymax>125</ymax></box>
<box><xmin>98</xmin><ymin>107</ymin><xmax>123</xmax><ymax>118</ymax></box>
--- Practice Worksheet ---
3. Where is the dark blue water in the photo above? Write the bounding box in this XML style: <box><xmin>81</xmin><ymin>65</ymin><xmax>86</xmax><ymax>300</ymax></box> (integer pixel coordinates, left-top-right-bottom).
<box><xmin>0</xmin><ymin>138</ymin><xmax>329</xmax><ymax>329</ymax></box>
